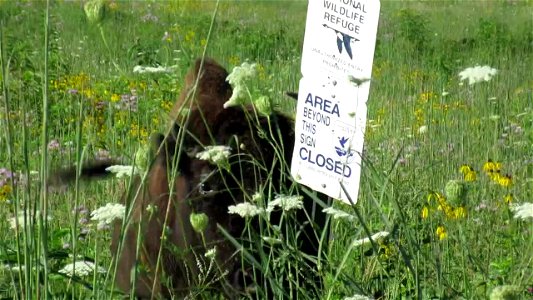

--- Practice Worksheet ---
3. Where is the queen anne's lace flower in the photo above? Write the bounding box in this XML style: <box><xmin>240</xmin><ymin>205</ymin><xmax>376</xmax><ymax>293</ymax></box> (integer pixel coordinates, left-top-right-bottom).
<box><xmin>267</xmin><ymin>195</ymin><xmax>303</xmax><ymax>212</ymax></box>
<box><xmin>322</xmin><ymin>207</ymin><xmax>356</xmax><ymax>222</ymax></box>
<box><xmin>90</xmin><ymin>203</ymin><xmax>125</xmax><ymax>229</ymax></box>
<box><xmin>226</xmin><ymin>62</ymin><xmax>257</xmax><ymax>86</ymax></box>
<box><xmin>195</xmin><ymin>146</ymin><xmax>231</xmax><ymax>166</ymax></box>
<box><xmin>510</xmin><ymin>202</ymin><xmax>533</xmax><ymax>220</ymax></box>
<box><xmin>133</xmin><ymin>65</ymin><xmax>178</xmax><ymax>74</ymax></box>
<box><xmin>228</xmin><ymin>202</ymin><xmax>264</xmax><ymax>218</ymax></box>
<box><xmin>343</xmin><ymin>295</ymin><xmax>374</xmax><ymax>300</ymax></box>
<box><xmin>58</xmin><ymin>261</ymin><xmax>106</xmax><ymax>277</ymax></box>
<box><xmin>352</xmin><ymin>231</ymin><xmax>390</xmax><ymax>247</ymax></box>
<box><xmin>458</xmin><ymin>65</ymin><xmax>497</xmax><ymax>85</ymax></box>
<box><xmin>105</xmin><ymin>165</ymin><xmax>138</xmax><ymax>178</ymax></box>
<box><xmin>224</xmin><ymin>62</ymin><xmax>257</xmax><ymax>108</ymax></box>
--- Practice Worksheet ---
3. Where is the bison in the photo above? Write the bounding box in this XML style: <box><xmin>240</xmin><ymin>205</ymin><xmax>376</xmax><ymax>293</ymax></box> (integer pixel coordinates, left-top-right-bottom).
<box><xmin>51</xmin><ymin>57</ymin><xmax>329</xmax><ymax>299</ymax></box>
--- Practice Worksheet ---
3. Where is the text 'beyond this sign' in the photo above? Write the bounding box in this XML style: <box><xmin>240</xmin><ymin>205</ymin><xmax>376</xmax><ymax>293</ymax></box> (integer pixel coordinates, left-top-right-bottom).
<box><xmin>291</xmin><ymin>0</ymin><xmax>380</xmax><ymax>204</ymax></box>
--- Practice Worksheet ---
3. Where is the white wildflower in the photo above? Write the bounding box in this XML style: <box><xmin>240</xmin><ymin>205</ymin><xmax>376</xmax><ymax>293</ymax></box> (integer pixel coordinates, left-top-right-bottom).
<box><xmin>458</xmin><ymin>65</ymin><xmax>497</xmax><ymax>85</ymax></box>
<box><xmin>105</xmin><ymin>165</ymin><xmax>138</xmax><ymax>178</ymax></box>
<box><xmin>510</xmin><ymin>202</ymin><xmax>533</xmax><ymax>220</ymax></box>
<box><xmin>418</xmin><ymin>125</ymin><xmax>428</xmax><ymax>134</ymax></box>
<box><xmin>226</xmin><ymin>62</ymin><xmax>257</xmax><ymax>86</ymax></box>
<box><xmin>322</xmin><ymin>207</ymin><xmax>356</xmax><ymax>222</ymax></box>
<box><xmin>489</xmin><ymin>115</ymin><xmax>500</xmax><ymax>121</ymax></box>
<box><xmin>133</xmin><ymin>65</ymin><xmax>178</xmax><ymax>74</ymax></box>
<box><xmin>267</xmin><ymin>195</ymin><xmax>304</xmax><ymax>212</ymax></box>
<box><xmin>352</xmin><ymin>231</ymin><xmax>390</xmax><ymax>247</ymax></box>
<box><xmin>58</xmin><ymin>261</ymin><xmax>105</xmax><ymax>277</ymax></box>
<box><xmin>90</xmin><ymin>203</ymin><xmax>125</xmax><ymax>228</ymax></box>
<box><xmin>224</xmin><ymin>84</ymin><xmax>247</xmax><ymax>108</ymax></box>
<box><xmin>262</xmin><ymin>236</ymin><xmax>282</xmax><ymax>245</ymax></box>
<box><xmin>441</xmin><ymin>91</ymin><xmax>449</xmax><ymax>97</ymax></box>
<box><xmin>195</xmin><ymin>145</ymin><xmax>231</xmax><ymax>165</ymax></box>
<box><xmin>9</xmin><ymin>211</ymin><xmax>52</xmax><ymax>230</ymax></box>
<box><xmin>224</xmin><ymin>62</ymin><xmax>257</xmax><ymax>108</ymax></box>
<box><xmin>228</xmin><ymin>202</ymin><xmax>264</xmax><ymax>218</ymax></box>
<box><xmin>344</xmin><ymin>295</ymin><xmax>374</xmax><ymax>300</ymax></box>
<box><xmin>204</xmin><ymin>247</ymin><xmax>217</xmax><ymax>260</ymax></box>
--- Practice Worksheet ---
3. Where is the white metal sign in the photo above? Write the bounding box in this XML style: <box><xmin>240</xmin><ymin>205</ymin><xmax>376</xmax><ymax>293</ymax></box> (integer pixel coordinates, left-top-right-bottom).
<box><xmin>291</xmin><ymin>0</ymin><xmax>380</xmax><ymax>204</ymax></box>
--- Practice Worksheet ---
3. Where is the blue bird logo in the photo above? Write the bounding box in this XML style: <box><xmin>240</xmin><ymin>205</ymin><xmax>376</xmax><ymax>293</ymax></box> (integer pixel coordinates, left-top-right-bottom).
<box><xmin>322</xmin><ymin>24</ymin><xmax>359</xmax><ymax>60</ymax></box>
<box><xmin>335</xmin><ymin>136</ymin><xmax>355</xmax><ymax>161</ymax></box>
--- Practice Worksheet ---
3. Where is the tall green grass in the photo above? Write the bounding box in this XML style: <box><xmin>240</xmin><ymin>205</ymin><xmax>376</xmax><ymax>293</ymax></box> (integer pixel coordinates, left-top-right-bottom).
<box><xmin>0</xmin><ymin>0</ymin><xmax>531</xmax><ymax>299</ymax></box>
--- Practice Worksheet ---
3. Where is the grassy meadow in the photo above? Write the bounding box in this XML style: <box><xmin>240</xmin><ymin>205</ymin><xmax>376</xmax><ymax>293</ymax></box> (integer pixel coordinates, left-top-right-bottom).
<box><xmin>0</xmin><ymin>0</ymin><xmax>532</xmax><ymax>299</ymax></box>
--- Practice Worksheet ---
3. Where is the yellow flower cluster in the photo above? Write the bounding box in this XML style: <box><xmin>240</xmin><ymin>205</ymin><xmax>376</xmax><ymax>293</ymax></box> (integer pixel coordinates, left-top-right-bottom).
<box><xmin>51</xmin><ymin>73</ymin><xmax>90</xmax><ymax>92</ymax></box>
<box><xmin>483</xmin><ymin>160</ymin><xmax>512</xmax><ymax>187</ymax></box>
<box><xmin>0</xmin><ymin>184</ymin><xmax>12</xmax><ymax>202</ymax></box>
<box><xmin>459</xmin><ymin>164</ymin><xmax>477</xmax><ymax>182</ymax></box>
<box><xmin>435</xmin><ymin>225</ymin><xmax>447</xmax><ymax>240</ymax></box>
<box><xmin>422</xmin><ymin>191</ymin><xmax>467</xmax><ymax>220</ymax></box>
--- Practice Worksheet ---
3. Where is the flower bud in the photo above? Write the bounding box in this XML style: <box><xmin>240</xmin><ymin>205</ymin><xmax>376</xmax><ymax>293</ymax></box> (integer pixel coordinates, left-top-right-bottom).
<box><xmin>189</xmin><ymin>213</ymin><xmax>209</xmax><ymax>233</ymax></box>
<box><xmin>444</xmin><ymin>180</ymin><xmax>466</xmax><ymax>206</ymax></box>
<box><xmin>84</xmin><ymin>0</ymin><xmax>106</xmax><ymax>24</ymax></box>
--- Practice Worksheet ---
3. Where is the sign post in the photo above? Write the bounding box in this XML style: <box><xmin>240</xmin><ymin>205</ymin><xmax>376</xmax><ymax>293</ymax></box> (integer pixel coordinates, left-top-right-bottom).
<box><xmin>291</xmin><ymin>0</ymin><xmax>381</xmax><ymax>204</ymax></box>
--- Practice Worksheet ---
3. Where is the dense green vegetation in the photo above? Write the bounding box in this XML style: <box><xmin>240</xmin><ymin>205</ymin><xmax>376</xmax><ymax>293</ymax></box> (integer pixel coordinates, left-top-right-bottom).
<box><xmin>0</xmin><ymin>1</ymin><xmax>531</xmax><ymax>299</ymax></box>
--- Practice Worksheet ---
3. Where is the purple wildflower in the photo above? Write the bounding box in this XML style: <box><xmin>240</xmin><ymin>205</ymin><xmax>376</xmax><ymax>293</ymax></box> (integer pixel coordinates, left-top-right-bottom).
<box><xmin>48</xmin><ymin>139</ymin><xmax>61</xmax><ymax>151</ymax></box>
<box><xmin>0</xmin><ymin>168</ymin><xmax>13</xmax><ymax>179</ymax></box>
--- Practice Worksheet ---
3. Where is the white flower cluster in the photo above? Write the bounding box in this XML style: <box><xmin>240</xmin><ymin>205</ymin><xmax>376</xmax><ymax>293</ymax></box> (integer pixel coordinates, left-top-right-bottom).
<box><xmin>105</xmin><ymin>165</ymin><xmax>139</xmax><ymax>178</ymax></box>
<box><xmin>58</xmin><ymin>260</ymin><xmax>106</xmax><ymax>277</ymax></box>
<box><xmin>322</xmin><ymin>207</ymin><xmax>356</xmax><ymax>222</ymax></box>
<box><xmin>352</xmin><ymin>231</ymin><xmax>390</xmax><ymax>247</ymax></box>
<box><xmin>224</xmin><ymin>62</ymin><xmax>257</xmax><ymax>108</ymax></box>
<box><xmin>228</xmin><ymin>194</ymin><xmax>304</xmax><ymax>218</ymax></box>
<box><xmin>195</xmin><ymin>145</ymin><xmax>232</xmax><ymax>166</ymax></box>
<box><xmin>226</xmin><ymin>62</ymin><xmax>257</xmax><ymax>86</ymax></box>
<box><xmin>510</xmin><ymin>202</ymin><xmax>533</xmax><ymax>220</ymax></box>
<box><xmin>133</xmin><ymin>65</ymin><xmax>178</xmax><ymax>74</ymax></box>
<box><xmin>458</xmin><ymin>65</ymin><xmax>497</xmax><ymax>85</ymax></box>
<box><xmin>267</xmin><ymin>195</ymin><xmax>303</xmax><ymax>212</ymax></box>
<box><xmin>227</xmin><ymin>202</ymin><xmax>264</xmax><ymax>218</ymax></box>
<box><xmin>90</xmin><ymin>203</ymin><xmax>125</xmax><ymax>229</ymax></box>
<box><xmin>343</xmin><ymin>295</ymin><xmax>374</xmax><ymax>300</ymax></box>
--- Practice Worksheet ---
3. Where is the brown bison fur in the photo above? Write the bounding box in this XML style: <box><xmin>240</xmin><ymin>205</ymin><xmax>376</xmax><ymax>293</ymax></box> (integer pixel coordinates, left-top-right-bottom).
<box><xmin>109</xmin><ymin>134</ymin><xmax>245</xmax><ymax>299</ymax></box>
<box><xmin>50</xmin><ymin>57</ymin><xmax>328</xmax><ymax>298</ymax></box>
<box><xmin>168</xmin><ymin>58</ymin><xmax>233</xmax><ymax>141</ymax></box>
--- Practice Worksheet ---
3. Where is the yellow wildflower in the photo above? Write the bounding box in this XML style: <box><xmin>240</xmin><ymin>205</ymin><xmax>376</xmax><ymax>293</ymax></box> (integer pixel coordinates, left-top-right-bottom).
<box><xmin>497</xmin><ymin>174</ymin><xmax>512</xmax><ymax>187</ymax></box>
<box><xmin>421</xmin><ymin>206</ymin><xmax>429</xmax><ymax>219</ymax></box>
<box><xmin>483</xmin><ymin>160</ymin><xmax>501</xmax><ymax>174</ymax></box>
<box><xmin>418</xmin><ymin>92</ymin><xmax>435</xmax><ymax>103</ymax></box>
<box><xmin>436</xmin><ymin>225</ymin><xmax>447</xmax><ymax>240</ymax></box>
<box><xmin>378</xmin><ymin>241</ymin><xmax>395</xmax><ymax>260</ymax></box>
<box><xmin>0</xmin><ymin>184</ymin><xmax>12</xmax><ymax>201</ymax></box>
<box><xmin>110</xmin><ymin>94</ymin><xmax>121</xmax><ymax>102</ymax></box>
<box><xmin>228</xmin><ymin>55</ymin><xmax>240</xmax><ymax>66</ymax></box>
<box><xmin>160</xmin><ymin>100</ymin><xmax>173</xmax><ymax>111</ymax></box>
<box><xmin>504</xmin><ymin>194</ymin><xmax>513</xmax><ymax>205</ymax></box>
<box><xmin>459</xmin><ymin>164</ymin><xmax>476</xmax><ymax>182</ymax></box>
<box><xmin>464</xmin><ymin>171</ymin><xmax>476</xmax><ymax>182</ymax></box>
<box><xmin>453</xmin><ymin>206</ymin><xmax>467</xmax><ymax>219</ymax></box>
